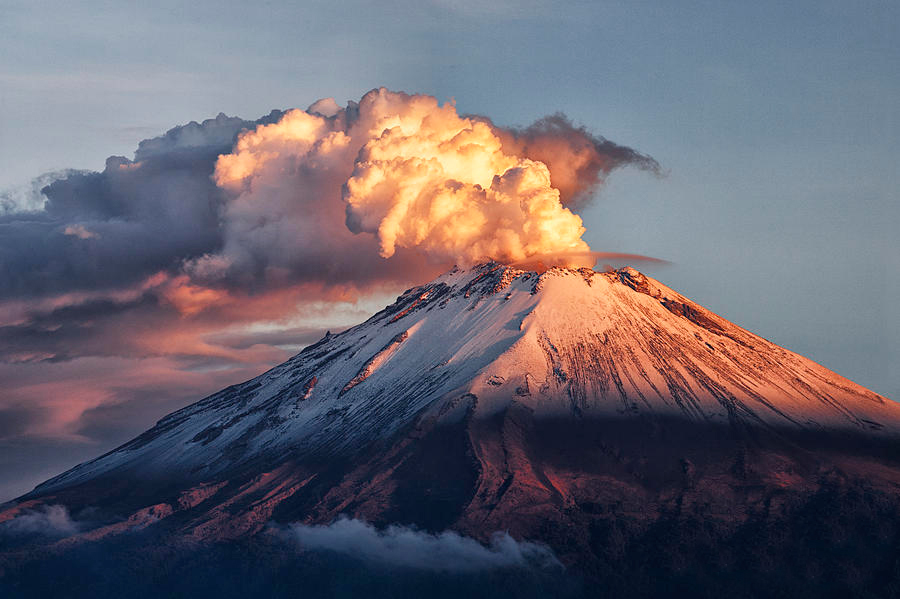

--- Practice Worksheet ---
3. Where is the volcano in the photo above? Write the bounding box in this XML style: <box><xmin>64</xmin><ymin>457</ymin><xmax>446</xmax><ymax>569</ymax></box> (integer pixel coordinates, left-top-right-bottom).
<box><xmin>3</xmin><ymin>263</ymin><xmax>900</xmax><ymax>597</ymax></box>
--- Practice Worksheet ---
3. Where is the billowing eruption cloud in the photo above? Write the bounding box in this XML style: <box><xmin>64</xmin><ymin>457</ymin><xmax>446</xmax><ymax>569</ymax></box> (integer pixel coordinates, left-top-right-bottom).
<box><xmin>340</xmin><ymin>96</ymin><xmax>588</xmax><ymax>264</ymax></box>
<box><xmin>208</xmin><ymin>89</ymin><xmax>658</xmax><ymax>273</ymax></box>
<box><xmin>0</xmin><ymin>88</ymin><xmax>658</xmax><ymax>500</ymax></box>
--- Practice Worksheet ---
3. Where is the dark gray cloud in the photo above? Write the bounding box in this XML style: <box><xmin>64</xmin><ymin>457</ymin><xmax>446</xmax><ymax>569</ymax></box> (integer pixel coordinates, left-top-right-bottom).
<box><xmin>280</xmin><ymin>517</ymin><xmax>560</xmax><ymax>572</ymax></box>
<box><xmin>509</xmin><ymin>113</ymin><xmax>662</xmax><ymax>208</ymax></box>
<box><xmin>0</xmin><ymin>112</ymin><xmax>276</xmax><ymax>301</ymax></box>
<box><xmin>0</xmin><ymin>405</ymin><xmax>45</xmax><ymax>440</ymax></box>
<box><xmin>462</xmin><ymin>111</ymin><xmax>662</xmax><ymax>209</ymax></box>
<box><xmin>132</xmin><ymin>111</ymin><xmax>283</xmax><ymax>162</ymax></box>
<box><xmin>0</xmin><ymin>294</ymin><xmax>161</xmax><ymax>362</ymax></box>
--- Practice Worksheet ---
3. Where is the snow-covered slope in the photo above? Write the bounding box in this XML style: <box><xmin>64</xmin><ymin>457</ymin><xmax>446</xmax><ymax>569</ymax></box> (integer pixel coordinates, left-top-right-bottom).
<box><xmin>34</xmin><ymin>262</ymin><xmax>899</xmax><ymax>495</ymax></box>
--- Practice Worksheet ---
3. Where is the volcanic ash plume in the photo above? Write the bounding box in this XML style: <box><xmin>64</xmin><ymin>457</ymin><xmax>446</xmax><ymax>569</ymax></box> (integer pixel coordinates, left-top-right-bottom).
<box><xmin>213</xmin><ymin>89</ymin><xmax>656</xmax><ymax>270</ymax></box>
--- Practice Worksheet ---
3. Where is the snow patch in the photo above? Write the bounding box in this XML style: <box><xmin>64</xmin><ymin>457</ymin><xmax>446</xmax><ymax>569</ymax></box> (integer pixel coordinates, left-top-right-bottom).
<box><xmin>341</xmin><ymin>330</ymin><xmax>410</xmax><ymax>395</ymax></box>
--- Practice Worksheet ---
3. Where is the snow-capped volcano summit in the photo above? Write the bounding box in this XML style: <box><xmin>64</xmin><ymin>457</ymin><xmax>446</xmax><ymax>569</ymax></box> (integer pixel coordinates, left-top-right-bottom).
<box><xmin>5</xmin><ymin>263</ymin><xmax>900</xmax><ymax>590</ymax></box>
<box><xmin>32</xmin><ymin>262</ymin><xmax>899</xmax><ymax>495</ymax></box>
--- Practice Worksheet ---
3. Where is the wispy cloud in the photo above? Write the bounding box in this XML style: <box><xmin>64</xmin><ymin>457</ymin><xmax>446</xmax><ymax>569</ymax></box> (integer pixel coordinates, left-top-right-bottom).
<box><xmin>278</xmin><ymin>517</ymin><xmax>561</xmax><ymax>572</ymax></box>
<box><xmin>0</xmin><ymin>504</ymin><xmax>81</xmax><ymax>538</ymax></box>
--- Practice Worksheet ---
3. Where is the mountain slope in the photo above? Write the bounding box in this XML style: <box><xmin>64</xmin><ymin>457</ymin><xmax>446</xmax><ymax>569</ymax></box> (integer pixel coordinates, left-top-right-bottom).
<box><xmin>31</xmin><ymin>262</ymin><xmax>899</xmax><ymax>494</ymax></box>
<box><xmin>4</xmin><ymin>263</ymin><xmax>900</xmax><ymax>596</ymax></box>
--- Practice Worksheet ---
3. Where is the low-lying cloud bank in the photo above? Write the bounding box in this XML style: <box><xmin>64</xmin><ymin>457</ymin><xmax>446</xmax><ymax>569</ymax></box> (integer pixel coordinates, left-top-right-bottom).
<box><xmin>0</xmin><ymin>504</ymin><xmax>81</xmax><ymax>538</ymax></box>
<box><xmin>278</xmin><ymin>517</ymin><xmax>561</xmax><ymax>572</ymax></box>
<box><xmin>0</xmin><ymin>519</ymin><xmax>579</xmax><ymax>599</ymax></box>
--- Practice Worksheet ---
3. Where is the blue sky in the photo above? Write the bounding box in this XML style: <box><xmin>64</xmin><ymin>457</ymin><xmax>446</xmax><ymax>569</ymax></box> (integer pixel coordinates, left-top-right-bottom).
<box><xmin>0</xmin><ymin>0</ymin><xmax>897</xmax><ymax>499</ymax></box>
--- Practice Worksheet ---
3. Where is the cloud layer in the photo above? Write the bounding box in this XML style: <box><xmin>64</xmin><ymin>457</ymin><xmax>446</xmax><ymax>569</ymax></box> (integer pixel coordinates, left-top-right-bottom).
<box><xmin>0</xmin><ymin>504</ymin><xmax>81</xmax><ymax>538</ymax></box>
<box><xmin>281</xmin><ymin>517</ymin><xmax>560</xmax><ymax>572</ymax></box>
<box><xmin>2</xmin><ymin>87</ymin><xmax>656</xmax><ymax>309</ymax></box>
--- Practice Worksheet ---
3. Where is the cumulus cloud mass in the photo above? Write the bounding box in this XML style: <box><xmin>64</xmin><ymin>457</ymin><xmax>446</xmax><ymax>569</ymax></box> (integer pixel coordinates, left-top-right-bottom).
<box><xmin>281</xmin><ymin>518</ymin><xmax>560</xmax><ymax>572</ymax></box>
<box><xmin>0</xmin><ymin>88</ymin><xmax>657</xmax><ymax>500</ymax></box>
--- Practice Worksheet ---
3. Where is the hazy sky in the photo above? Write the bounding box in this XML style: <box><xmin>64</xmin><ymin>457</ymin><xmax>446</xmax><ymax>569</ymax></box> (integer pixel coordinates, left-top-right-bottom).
<box><xmin>0</xmin><ymin>0</ymin><xmax>897</xmax><ymax>501</ymax></box>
